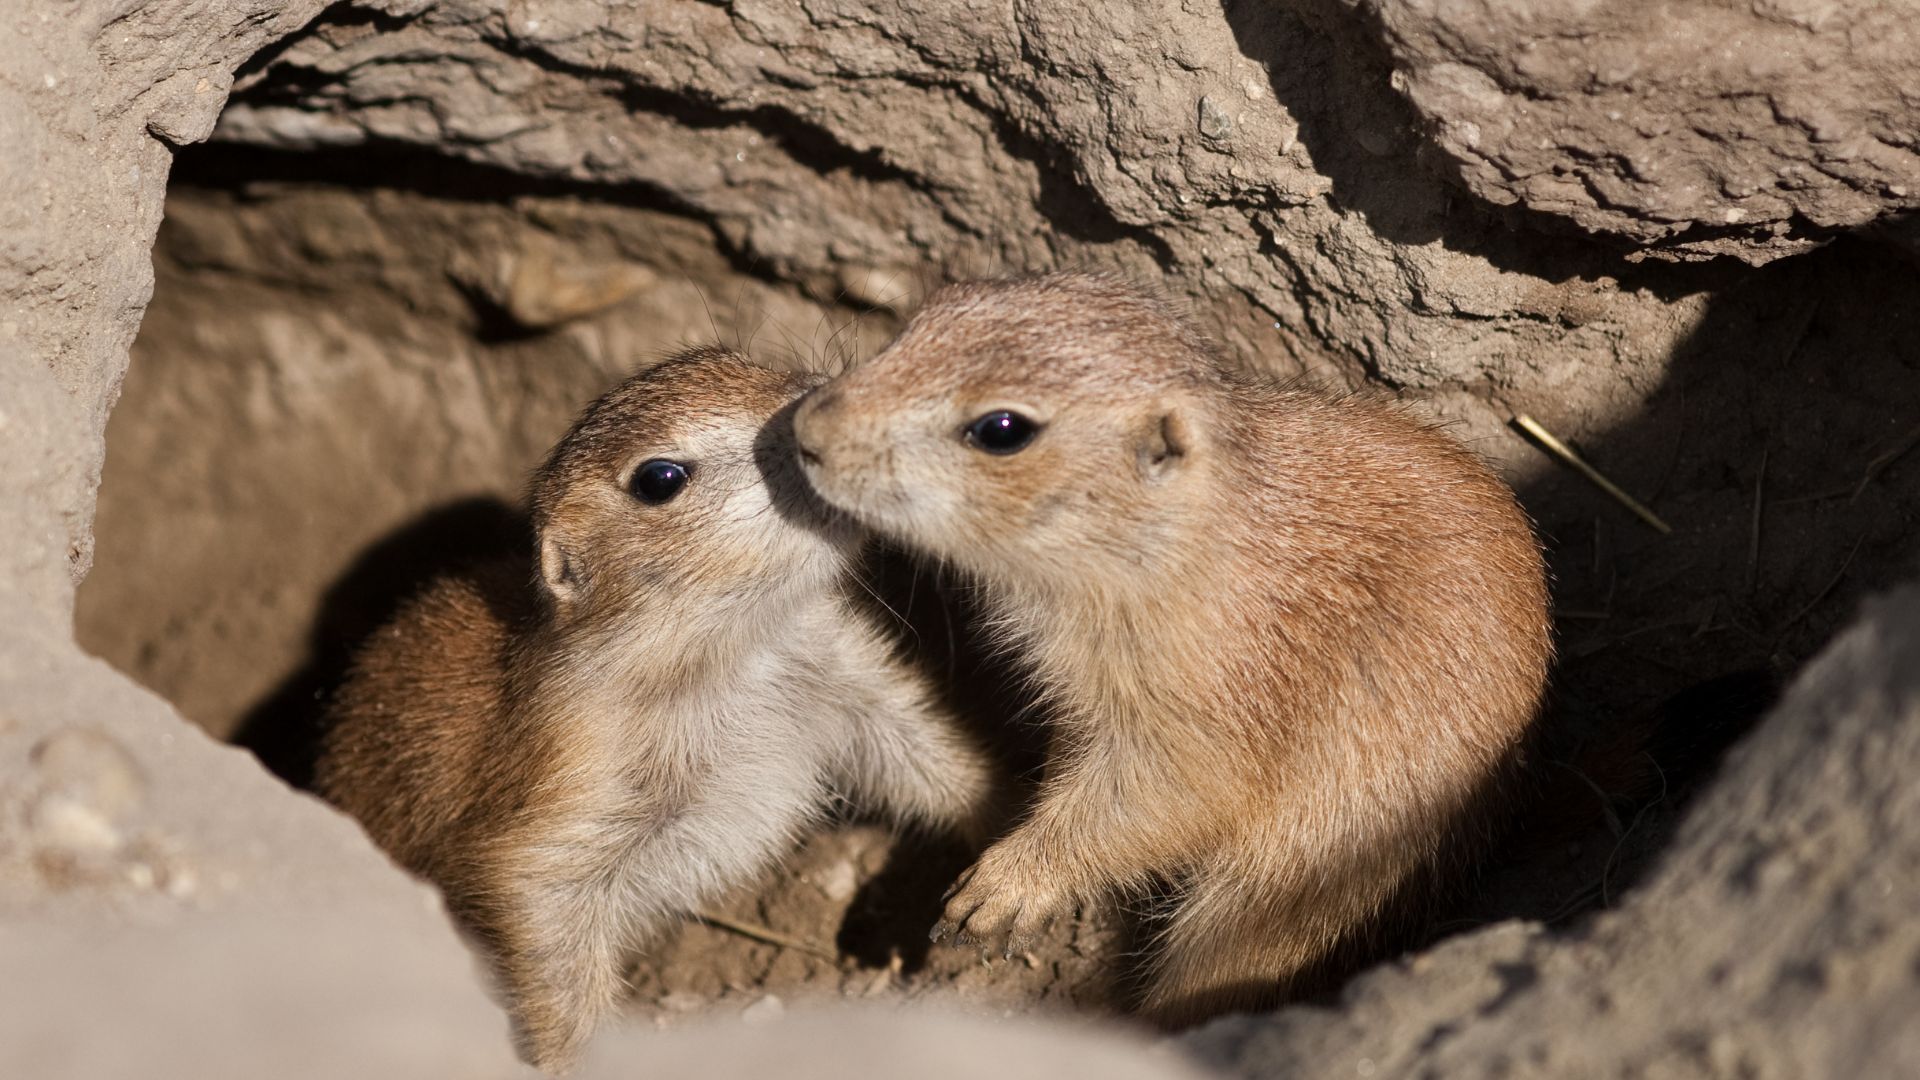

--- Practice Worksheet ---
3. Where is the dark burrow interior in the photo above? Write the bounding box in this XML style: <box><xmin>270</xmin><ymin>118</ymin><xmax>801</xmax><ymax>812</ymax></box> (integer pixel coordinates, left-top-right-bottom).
<box><xmin>75</xmin><ymin>137</ymin><xmax>1920</xmax><ymax>1026</ymax></box>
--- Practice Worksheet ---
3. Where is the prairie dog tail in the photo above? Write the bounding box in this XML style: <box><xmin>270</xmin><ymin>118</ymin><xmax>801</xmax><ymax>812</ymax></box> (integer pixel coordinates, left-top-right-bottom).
<box><xmin>1136</xmin><ymin>815</ymin><xmax>1456</xmax><ymax>1025</ymax></box>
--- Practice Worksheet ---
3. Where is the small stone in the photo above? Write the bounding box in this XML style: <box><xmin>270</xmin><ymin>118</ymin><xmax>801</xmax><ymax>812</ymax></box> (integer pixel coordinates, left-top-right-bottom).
<box><xmin>27</xmin><ymin>795</ymin><xmax>123</xmax><ymax>856</ymax></box>
<box><xmin>1355</xmin><ymin>127</ymin><xmax>1394</xmax><ymax>156</ymax></box>
<box><xmin>31</xmin><ymin>728</ymin><xmax>145</xmax><ymax>821</ymax></box>
<box><xmin>740</xmin><ymin>994</ymin><xmax>784</xmax><ymax>1026</ymax></box>
<box><xmin>1197</xmin><ymin>95</ymin><xmax>1234</xmax><ymax>141</ymax></box>
<box><xmin>813</xmin><ymin>858</ymin><xmax>860</xmax><ymax>902</ymax></box>
<box><xmin>658</xmin><ymin>991</ymin><xmax>706</xmax><ymax>1013</ymax></box>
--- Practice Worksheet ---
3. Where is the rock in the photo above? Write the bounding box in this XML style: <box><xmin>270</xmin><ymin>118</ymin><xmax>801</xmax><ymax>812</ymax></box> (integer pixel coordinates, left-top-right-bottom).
<box><xmin>1186</xmin><ymin>586</ymin><xmax>1920</xmax><ymax>1079</ymax></box>
<box><xmin>1339</xmin><ymin>0</ymin><xmax>1920</xmax><ymax>264</ymax></box>
<box><xmin>580</xmin><ymin>1006</ymin><xmax>1212</xmax><ymax>1080</ymax></box>
<box><xmin>2</xmin><ymin>9</ymin><xmax>520</xmax><ymax>1074</ymax></box>
<box><xmin>739</xmin><ymin>994</ymin><xmax>785</xmax><ymax>1026</ymax></box>
<box><xmin>455</xmin><ymin>237</ymin><xmax>661</xmax><ymax>331</ymax></box>
<box><xmin>205</xmin><ymin>0</ymin><xmax>1711</xmax><ymax>395</ymax></box>
<box><xmin>0</xmin><ymin>624</ymin><xmax>521</xmax><ymax>1077</ymax></box>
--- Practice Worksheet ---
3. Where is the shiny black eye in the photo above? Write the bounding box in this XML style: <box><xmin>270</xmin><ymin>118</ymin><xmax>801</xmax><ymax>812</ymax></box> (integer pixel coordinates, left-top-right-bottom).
<box><xmin>628</xmin><ymin>459</ymin><xmax>690</xmax><ymax>504</ymax></box>
<box><xmin>963</xmin><ymin>411</ymin><xmax>1039</xmax><ymax>455</ymax></box>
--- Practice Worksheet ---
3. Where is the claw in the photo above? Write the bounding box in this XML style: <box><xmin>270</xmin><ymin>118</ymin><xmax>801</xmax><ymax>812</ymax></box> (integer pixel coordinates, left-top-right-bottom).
<box><xmin>939</xmin><ymin>866</ymin><xmax>976</xmax><ymax>905</ymax></box>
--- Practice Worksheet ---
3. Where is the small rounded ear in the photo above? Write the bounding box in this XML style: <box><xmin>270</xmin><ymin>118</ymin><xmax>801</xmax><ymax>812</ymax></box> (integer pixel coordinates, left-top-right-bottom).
<box><xmin>539</xmin><ymin>533</ymin><xmax>583</xmax><ymax>606</ymax></box>
<box><xmin>1135</xmin><ymin>405</ymin><xmax>1194</xmax><ymax>483</ymax></box>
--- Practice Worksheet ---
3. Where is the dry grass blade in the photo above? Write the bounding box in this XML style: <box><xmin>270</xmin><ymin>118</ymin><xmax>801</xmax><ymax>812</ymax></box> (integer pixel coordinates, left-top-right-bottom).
<box><xmin>1513</xmin><ymin>414</ymin><xmax>1673</xmax><ymax>535</ymax></box>
<box><xmin>1849</xmin><ymin>424</ymin><xmax>1920</xmax><ymax>502</ymax></box>
<box><xmin>694</xmin><ymin>910</ymin><xmax>839</xmax><ymax>961</ymax></box>
<box><xmin>1775</xmin><ymin>424</ymin><xmax>1920</xmax><ymax>506</ymax></box>
<box><xmin>1747</xmin><ymin>443</ymin><xmax>1769</xmax><ymax>594</ymax></box>
<box><xmin>1778</xmin><ymin>535</ymin><xmax>1866</xmax><ymax>634</ymax></box>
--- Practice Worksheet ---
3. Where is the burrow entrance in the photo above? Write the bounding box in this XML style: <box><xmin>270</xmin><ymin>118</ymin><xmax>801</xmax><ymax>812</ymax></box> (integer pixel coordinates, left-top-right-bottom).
<box><xmin>76</xmin><ymin>136</ymin><xmax>1920</xmax><ymax>1028</ymax></box>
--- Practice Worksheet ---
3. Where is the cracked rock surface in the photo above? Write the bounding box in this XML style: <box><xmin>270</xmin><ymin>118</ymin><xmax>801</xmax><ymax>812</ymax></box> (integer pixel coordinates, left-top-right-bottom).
<box><xmin>1343</xmin><ymin>0</ymin><xmax>1920</xmax><ymax>264</ymax></box>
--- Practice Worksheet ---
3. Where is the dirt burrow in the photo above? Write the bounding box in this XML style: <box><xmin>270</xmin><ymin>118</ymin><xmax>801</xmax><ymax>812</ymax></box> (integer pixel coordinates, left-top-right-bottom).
<box><xmin>76</xmin><ymin>161</ymin><xmax>1133</xmax><ymax>1021</ymax></box>
<box><xmin>75</xmin><ymin>140</ymin><xmax>1920</xmax><ymax>1027</ymax></box>
<box><xmin>13</xmin><ymin>0</ymin><xmax>1920</xmax><ymax>1073</ymax></box>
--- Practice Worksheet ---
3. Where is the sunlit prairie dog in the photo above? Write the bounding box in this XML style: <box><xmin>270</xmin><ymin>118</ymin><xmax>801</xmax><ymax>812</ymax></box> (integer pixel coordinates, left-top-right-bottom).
<box><xmin>316</xmin><ymin>347</ymin><xmax>999</xmax><ymax>1071</ymax></box>
<box><xmin>790</xmin><ymin>273</ymin><xmax>1551</xmax><ymax>1022</ymax></box>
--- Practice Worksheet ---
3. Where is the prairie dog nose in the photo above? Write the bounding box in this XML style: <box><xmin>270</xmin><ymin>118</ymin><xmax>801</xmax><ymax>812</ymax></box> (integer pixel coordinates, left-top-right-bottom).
<box><xmin>806</xmin><ymin>386</ymin><xmax>845</xmax><ymax>416</ymax></box>
<box><xmin>792</xmin><ymin>388</ymin><xmax>843</xmax><ymax>468</ymax></box>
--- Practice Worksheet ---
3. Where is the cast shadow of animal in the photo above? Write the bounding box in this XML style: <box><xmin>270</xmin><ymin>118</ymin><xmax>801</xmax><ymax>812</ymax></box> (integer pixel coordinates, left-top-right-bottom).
<box><xmin>751</xmin><ymin>399</ymin><xmax>1061</xmax><ymax>977</ymax></box>
<box><xmin>829</xmin><ymin>543</ymin><xmax>1054</xmax><ymax>976</ymax></box>
<box><xmin>232</xmin><ymin>496</ymin><xmax>532</xmax><ymax>790</ymax></box>
<box><xmin>826</xmin><ymin>551</ymin><xmax>1177</xmax><ymax>1009</ymax></box>
<box><xmin>1400</xmin><ymin>237</ymin><xmax>1920</xmax><ymax>945</ymax></box>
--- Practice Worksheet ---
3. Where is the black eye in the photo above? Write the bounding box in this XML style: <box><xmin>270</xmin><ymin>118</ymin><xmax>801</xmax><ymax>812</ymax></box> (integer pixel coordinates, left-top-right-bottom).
<box><xmin>963</xmin><ymin>411</ymin><xmax>1039</xmax><ymax>455</ymax></box>
<box><xmin>628</xmin><ymin>459</ymin><xmax>690</xmax><ymax>504</ymax></box>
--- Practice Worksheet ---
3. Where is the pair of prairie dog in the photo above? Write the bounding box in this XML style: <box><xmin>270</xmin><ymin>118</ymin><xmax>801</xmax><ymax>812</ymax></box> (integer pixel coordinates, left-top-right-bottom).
<box><xmin>318</xmin><ymin>273</ymin><xmax>1549</xmax><ymax>1067</ymax></box>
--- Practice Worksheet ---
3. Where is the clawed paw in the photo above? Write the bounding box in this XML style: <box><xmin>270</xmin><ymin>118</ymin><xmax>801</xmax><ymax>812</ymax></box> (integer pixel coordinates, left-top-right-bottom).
<box><xmin>929</xmin><ymin>859</ymin><xmax>1066</xmax><ymax>960</ymax></box>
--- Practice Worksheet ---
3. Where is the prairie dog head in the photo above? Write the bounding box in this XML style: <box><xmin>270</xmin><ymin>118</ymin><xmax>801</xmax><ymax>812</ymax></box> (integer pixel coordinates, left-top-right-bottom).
<box><xmin>792</xmin><ymin>273</ymin><xmax>1218</xmax><ymax>587</ymax></box>
<box><xmin>530</xmin><ymin>346</ymin><xmax>848</xmax><ymax>629</ymax></box>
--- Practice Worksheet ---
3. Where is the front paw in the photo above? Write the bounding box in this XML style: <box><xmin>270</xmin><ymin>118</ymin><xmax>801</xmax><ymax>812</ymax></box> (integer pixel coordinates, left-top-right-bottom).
<box><xmin>930</xmin><ymin>857</ymin><xmax>1068</xmax><ymax>959</ymax></box>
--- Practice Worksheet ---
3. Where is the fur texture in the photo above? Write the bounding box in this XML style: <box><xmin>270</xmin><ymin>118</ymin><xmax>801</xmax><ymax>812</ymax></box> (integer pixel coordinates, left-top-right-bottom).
<box><xmin>316</xmin><ymin>348</ymin><xmax>999</xmax><ymax>1071</ymax></box>
<box><xmin>790</xmin><ymin>274</ymin><xmax>1552</xmax><ymax>1022</ymax></box>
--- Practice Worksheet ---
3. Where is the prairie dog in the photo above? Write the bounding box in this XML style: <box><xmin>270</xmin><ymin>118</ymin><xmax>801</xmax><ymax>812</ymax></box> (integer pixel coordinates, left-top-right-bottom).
<box><xmin>316</xmin><ymin>347</ymin><xmax>999</xmax><ymax>1070</ymax></box>
<box><xmin>790</xmin><ymin>274</ymin><xmax>1551</xmax><ymax>1022</ymax></box>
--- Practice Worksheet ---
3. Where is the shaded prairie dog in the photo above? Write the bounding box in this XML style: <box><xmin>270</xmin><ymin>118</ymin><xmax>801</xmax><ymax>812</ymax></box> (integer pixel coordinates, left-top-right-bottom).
<box><xmin>790</xmin><ymin>274</ymin><xmax>1551</xmax><ymax>1021</ymax></box>
<box><xmin>316</xmin><ymin>347</ymin><xmax>999</xmax><ymax>1071</ymax></box>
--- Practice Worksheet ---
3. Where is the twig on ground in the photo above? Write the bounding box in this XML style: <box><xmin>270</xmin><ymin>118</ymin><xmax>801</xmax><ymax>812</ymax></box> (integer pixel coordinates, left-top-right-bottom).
<box><xmin>694</xmin><ymin>910</ymin><xmax>839</xmax><ymax>961</ymax></box>
<box><xmin>1849</xmin><ymin>425</ymin><xmax>1920</xmax><ymax>503</ymax></box>
<box><xmin>1747</xmin><ymin>444</ymin><xmax>1769</xmax><ymax>594</ymax></box>
<box><xmin>1513</xmin><ymin>414</ymin><xmax>1672</xmax><ymax>535</ymax></box>
<box><xmin>1775</xmin><ymin>423</ymin><xmax>1920</xmax><ymax>507</ymax></box>
<box><xmin>1777</xmin><ymin>535</ymin><xmax>1866</xmax><ymax>635</ymax></box>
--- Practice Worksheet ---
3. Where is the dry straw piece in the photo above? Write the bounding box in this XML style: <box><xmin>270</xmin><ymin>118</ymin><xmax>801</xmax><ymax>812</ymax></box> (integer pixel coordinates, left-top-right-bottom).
<box><xmin>1513</xmin><ymin>414</ymin><xmax>1673</xmax><ymax>535</ymax></box>
<box><xmin>694</xmin><ymin>910</ymin><xmax>839</xmax><ymax>962</ymax></box>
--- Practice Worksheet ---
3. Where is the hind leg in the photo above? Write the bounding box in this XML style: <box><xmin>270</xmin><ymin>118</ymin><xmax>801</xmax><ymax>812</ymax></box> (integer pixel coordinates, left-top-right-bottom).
<box><xmin>469</xmin><ymin>865</ymin><xmax>627</xmax><ymax>1073</ymax></box>
<box><xmin>1135</xmin><ymin>873</ymin><xmax>1305</xmax><ymax>1026</ymax></box>
<box><xmin>1137</xmin><ymin>848</ymin><xmax>1402</xmax><ymax>1027</ymax></box>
